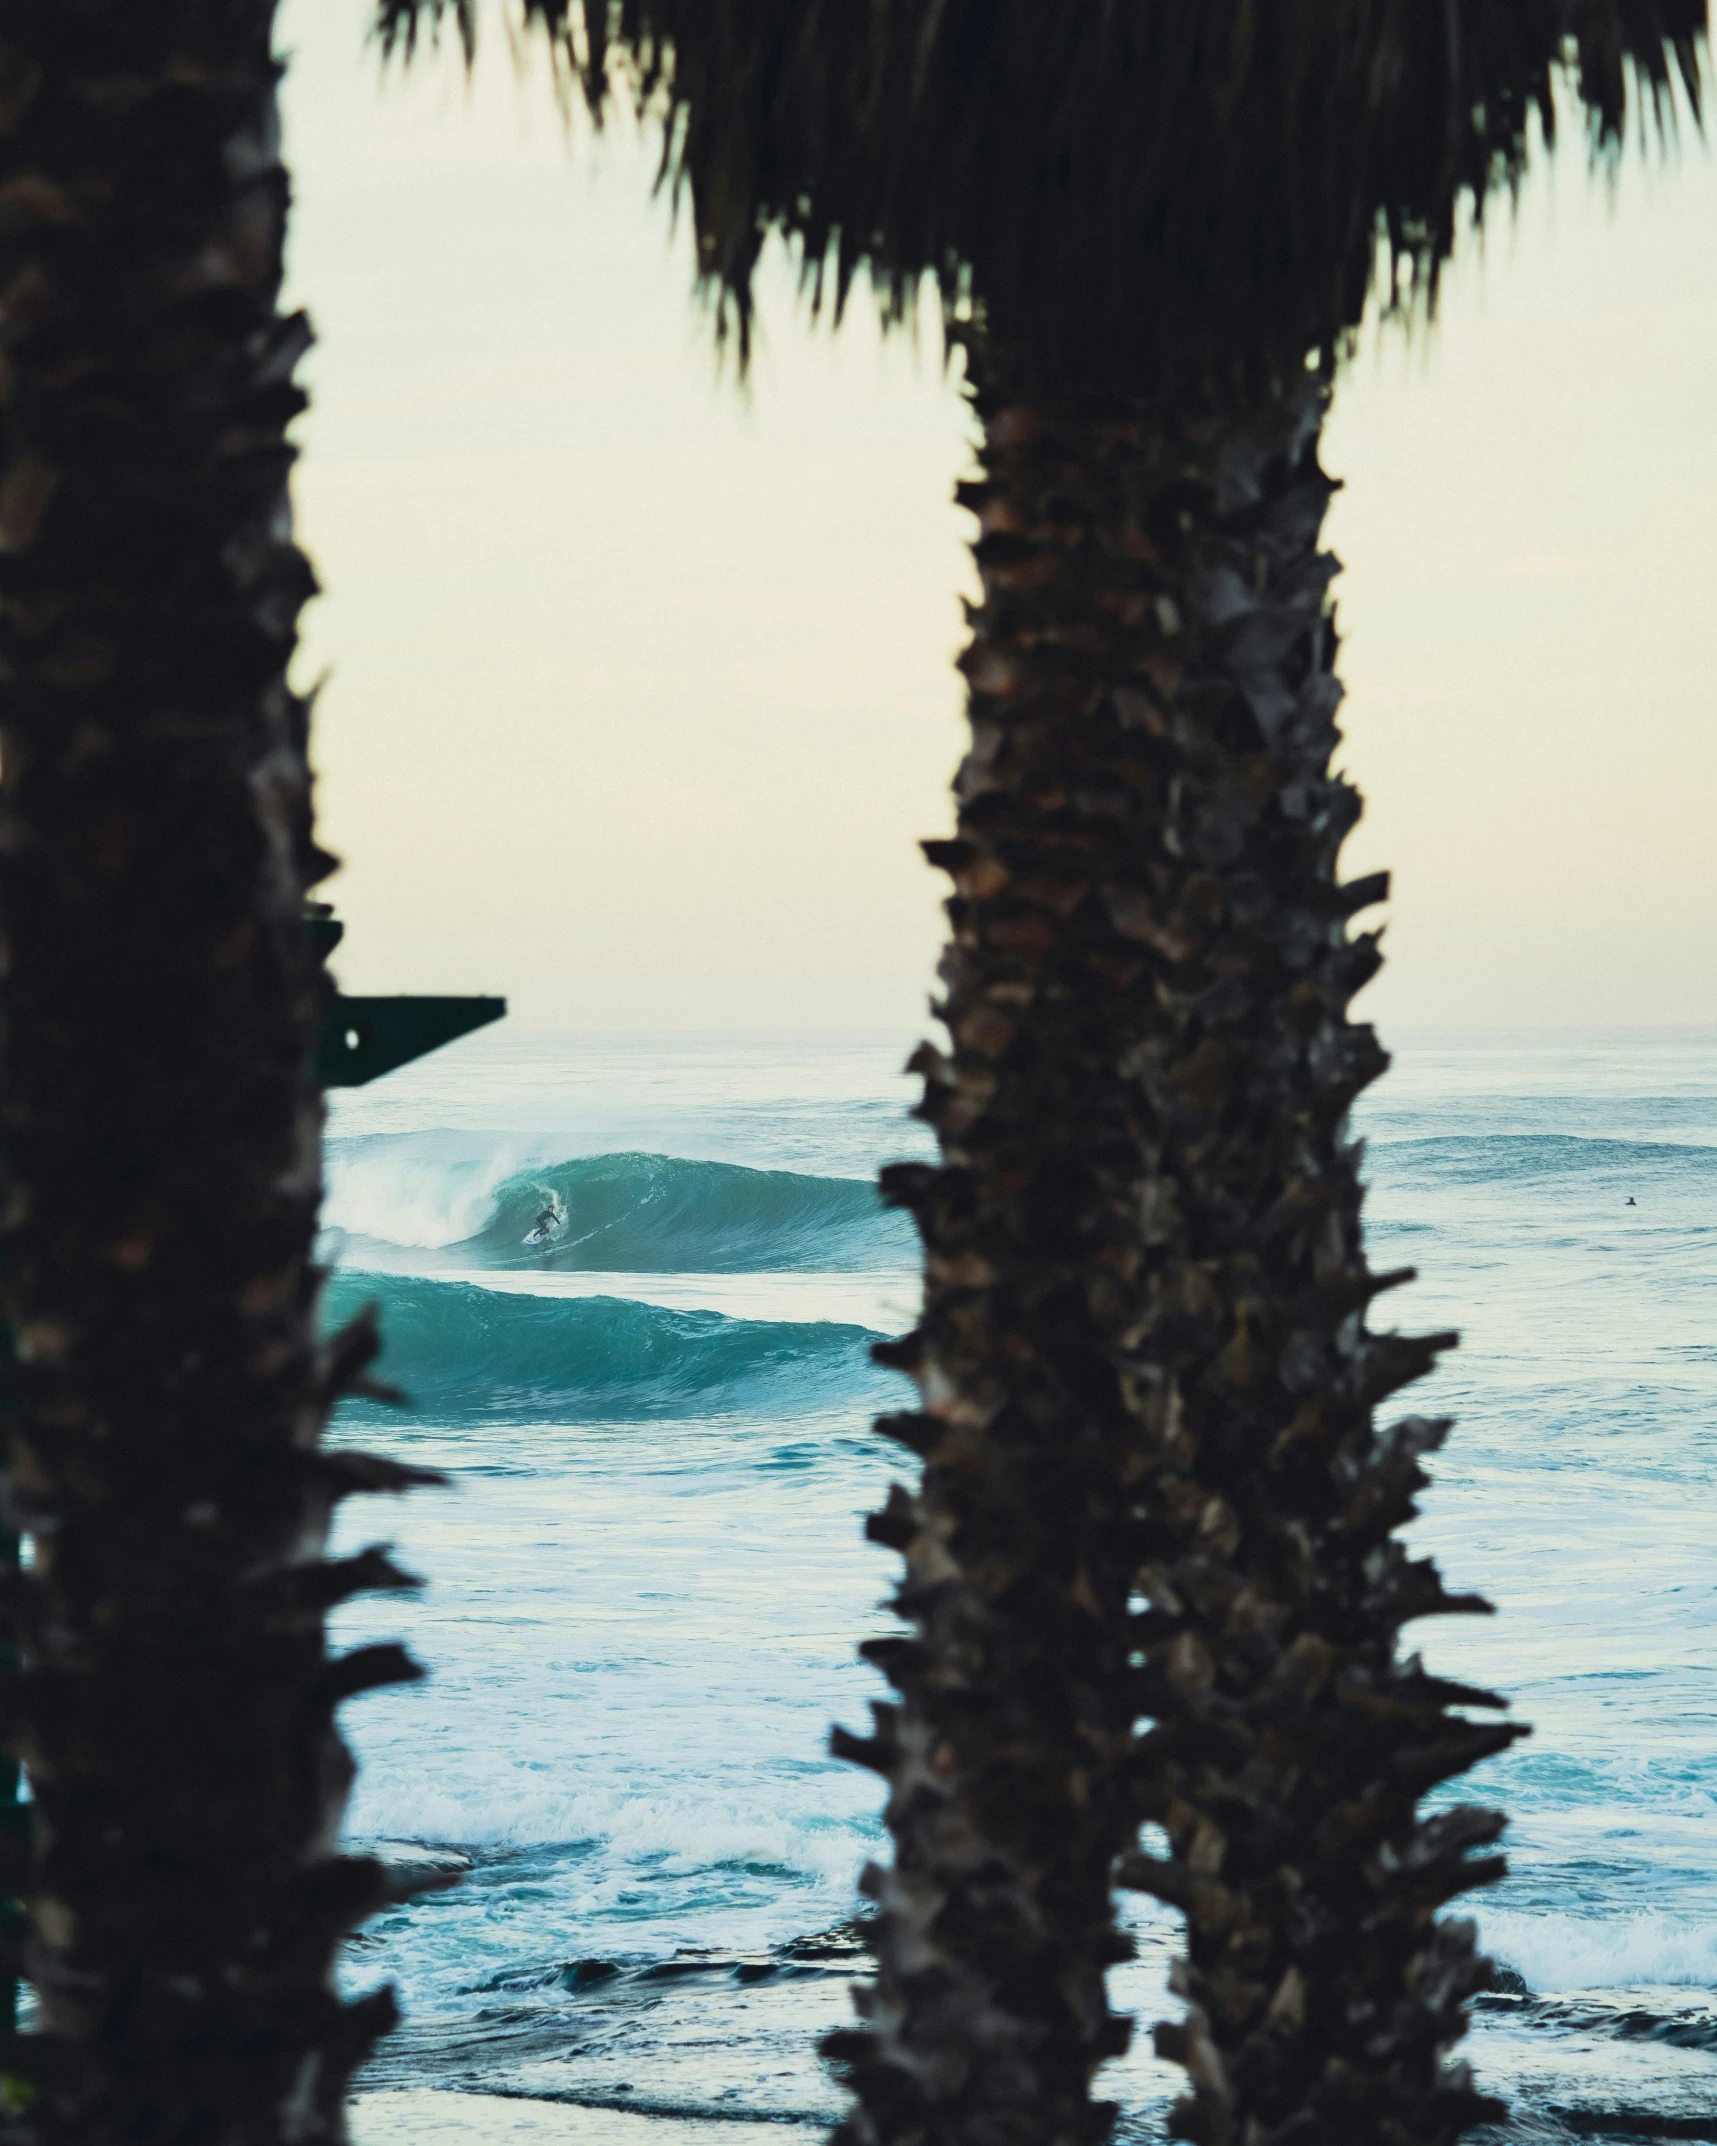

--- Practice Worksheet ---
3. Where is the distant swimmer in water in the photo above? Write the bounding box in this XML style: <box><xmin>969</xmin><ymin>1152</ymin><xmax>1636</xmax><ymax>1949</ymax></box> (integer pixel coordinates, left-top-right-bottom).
<box><xmin>1627</xmin><ymin>1196</ymin><xmax>1637</xmax><ymax>1207</ymax></box>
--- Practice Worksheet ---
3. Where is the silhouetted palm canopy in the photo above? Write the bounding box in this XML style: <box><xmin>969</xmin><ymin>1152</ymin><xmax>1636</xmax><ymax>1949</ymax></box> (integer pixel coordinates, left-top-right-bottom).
<box><xmin>380</xmin><ymin>0</ymin><xmax>1704</xmax><ymax>383</ymax></box>
<box><xmin>367</xmin><ymin>11</ymin><xmax>1709</xmax><ymax>2146</ymax></box>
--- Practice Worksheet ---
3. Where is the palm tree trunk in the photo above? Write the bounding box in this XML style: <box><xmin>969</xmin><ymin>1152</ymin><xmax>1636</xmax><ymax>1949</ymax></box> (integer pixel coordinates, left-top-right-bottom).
<box><xmin>0</xmin><ymin>5</ymin><xmax>429</xmax><ymax>2133</ymax></box>
<box><xmin>829</xmin><ymin>354</ymin><xmax>1523</xmax><ymax>2146</ymax></box>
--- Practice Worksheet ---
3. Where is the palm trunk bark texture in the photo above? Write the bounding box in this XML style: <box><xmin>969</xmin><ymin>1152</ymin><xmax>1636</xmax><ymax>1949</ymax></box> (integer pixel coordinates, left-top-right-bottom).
<box><xmin>829</xmin><ymin>358</ymin><xmax>1523</xmax><ymax>2146</ymax></box>
<box><xmin>0</xmin><ymin>5</ymin><xmax>430</xmax><ymax>2137</ymax></box>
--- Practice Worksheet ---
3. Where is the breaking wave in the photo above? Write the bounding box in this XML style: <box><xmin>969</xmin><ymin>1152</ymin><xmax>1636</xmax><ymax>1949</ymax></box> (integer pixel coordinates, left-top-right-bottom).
<box><xmin>322</xmin><ymin>1270</ymin><xmax>887</xmax><ymax>1424</ymax></box>
<box><xmin>1483</xmin><ymin>1909</ymin><xmax>1717</xmax><ymax>1995</ymax></box>
<box><xmin>326</xmin><ymin>1144</ymin><xmax>910</xmax><ymax>1273</ymax></box>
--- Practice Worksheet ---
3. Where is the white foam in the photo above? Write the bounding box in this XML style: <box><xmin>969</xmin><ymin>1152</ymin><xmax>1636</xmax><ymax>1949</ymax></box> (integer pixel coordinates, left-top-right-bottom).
<box><xmin>350</xmin><ymin>2091</ymin><xmax>794</xmax><ymax>2146</ymax></box>
<box><xmin>1481</xmin><ymin>1907</ymin><xmax>1717</xmax><ymax>1992</ymax></box>
<box><xmin>348</xmin><ymin>1764</ymin><xmax>878</xmax><ymax>1882</ymax></box>
<box><xmin>324</xmin><ymin>1136</ymin><xmax>543</xmax><ymax>1250</ymax></box>
<box><xmin>417</xmin><ymin>1265</ymin><xmax>916</xmax><ymax>1332</ymax></box>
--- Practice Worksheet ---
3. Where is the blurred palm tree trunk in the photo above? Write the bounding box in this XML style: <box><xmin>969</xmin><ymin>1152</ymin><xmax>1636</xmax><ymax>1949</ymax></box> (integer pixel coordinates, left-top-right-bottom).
<box><xmin>830</xmin><ymin>350</ymin><xmax>1520</xmax><ymax>2146</ymax></box>
<box><xmin>0</xmin><ymin>3</ymin><xmax>426</xmax><ymax>2133</ymax></box>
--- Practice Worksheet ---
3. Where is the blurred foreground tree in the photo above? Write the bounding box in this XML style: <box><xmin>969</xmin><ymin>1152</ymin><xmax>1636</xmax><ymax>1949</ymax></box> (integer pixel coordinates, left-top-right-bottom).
<box><xmin>0</xmin><ymin>4</ymin><xmax>439</xmax><ymax>2138</ymax></box>
<box><xmin>383</xmin><ymin>5</ymin><xmax>1705</xmax><ymax>2145</ymax></box>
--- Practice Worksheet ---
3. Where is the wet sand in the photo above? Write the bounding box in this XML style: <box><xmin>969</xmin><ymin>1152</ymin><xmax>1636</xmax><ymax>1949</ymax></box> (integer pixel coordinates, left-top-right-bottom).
<box><xmin>351</xmin><ymin>2090</ymin><xmax>803</xmax><ymax>2146</ymax></box>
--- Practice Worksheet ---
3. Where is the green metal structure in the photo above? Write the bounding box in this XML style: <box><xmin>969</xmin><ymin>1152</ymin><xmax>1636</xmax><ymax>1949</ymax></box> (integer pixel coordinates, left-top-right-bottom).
<box><xmin>309</xmin><ymin>906</ymin><xmax>505</xmax><ymax>1086</ymax></box>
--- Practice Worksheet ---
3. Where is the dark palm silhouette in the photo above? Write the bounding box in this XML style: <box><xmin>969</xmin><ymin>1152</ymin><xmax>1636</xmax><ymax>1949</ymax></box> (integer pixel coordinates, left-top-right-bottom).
<box><xmin>0</xmin><ymin>4</ymin><xmax>441</xmax><ymax>2135</ymax></box>
<box><xmin>0</xmin><ymin>0</ymin><xmax>1696</xmax><ymax>2138</ymax></box>
<box><xmin>378</xmin><ymin>3</ymin><xmax>1704</xmax><ymax>2142</ymax></box>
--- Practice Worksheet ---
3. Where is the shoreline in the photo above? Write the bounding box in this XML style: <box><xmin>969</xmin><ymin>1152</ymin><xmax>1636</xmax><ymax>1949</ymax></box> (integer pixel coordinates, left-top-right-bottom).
<box><xmin>351</xmin><ymin>2090</ymin><xmax>813</xmax><ymax>2146</ymax></box>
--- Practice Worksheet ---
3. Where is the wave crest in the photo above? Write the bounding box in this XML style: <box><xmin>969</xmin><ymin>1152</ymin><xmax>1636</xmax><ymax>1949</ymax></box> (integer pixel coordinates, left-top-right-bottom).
<box><xmin>1375</xmin><ymin>1134</ymin><xmax>1717</xmax><ymax>1185</ymax></box>
<box><xmin>323</xmin><ymin>1271</ymin><xmax>887</xmax><ymax>1423</ymax></box>
<box><xmin>327</xmin><ymin>1145</ymin><xmax>911</xmax><ymax>1273</ymax></box>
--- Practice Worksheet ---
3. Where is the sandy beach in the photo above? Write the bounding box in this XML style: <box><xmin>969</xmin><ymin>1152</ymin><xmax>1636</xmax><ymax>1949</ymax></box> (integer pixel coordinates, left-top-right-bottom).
<box><xmin>351</xmin><ymin>2091</ymin><xmax>800</xmax><ymax>2146</ymax></box>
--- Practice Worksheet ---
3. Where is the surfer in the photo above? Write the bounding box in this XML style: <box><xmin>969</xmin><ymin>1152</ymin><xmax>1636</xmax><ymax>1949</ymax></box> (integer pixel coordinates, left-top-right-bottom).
<box><xmin>1627</xmin><ymin>1196</ymin><xmax>1637</xmax><ymax>1207</ymax></box>
<box><xmin>527</xmin><ymin>1203</ymin><xmax>560</xmax><ymax>1242</ymax></box>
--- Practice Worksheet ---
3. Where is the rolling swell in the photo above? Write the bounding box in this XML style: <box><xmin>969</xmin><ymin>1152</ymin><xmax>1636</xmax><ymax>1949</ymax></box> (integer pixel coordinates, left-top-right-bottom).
<box><xmin>1372</xmin><ymin>1134</ymin><xmax>1717</xmax><ymax>1187</ymax></box>
<box><xmin>329</xmin><ymin>1147</ymin><xmax>912</xmax><ymax>1273</ymax></box>
<box><xmin>322</xmin><ymin>1271</ymin><xmax>886</xmax><ymax>1423</ymax></box>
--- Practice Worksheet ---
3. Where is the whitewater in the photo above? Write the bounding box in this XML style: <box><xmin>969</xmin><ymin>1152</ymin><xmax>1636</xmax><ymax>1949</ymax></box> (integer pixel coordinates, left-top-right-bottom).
<box><xmin>329</xmin><ymin>1029</ymin><xmax>1717</xmax><ymax>2143</ymax></box>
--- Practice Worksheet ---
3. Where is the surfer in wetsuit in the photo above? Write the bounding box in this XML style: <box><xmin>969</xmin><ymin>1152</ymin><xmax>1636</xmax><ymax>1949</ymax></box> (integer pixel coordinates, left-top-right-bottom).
<box><xmin>1627</xmin><ymin>1196</ymin><xmax>1637</xmax><ymax>1207</ymax></box>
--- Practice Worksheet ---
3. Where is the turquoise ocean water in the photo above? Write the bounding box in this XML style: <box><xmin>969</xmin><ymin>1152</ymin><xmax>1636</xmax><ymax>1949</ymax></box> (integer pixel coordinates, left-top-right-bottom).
<box><xmin>330</xmin><ymin>1029</ymin><xmax>1717</xmax><ymax>2142</ymax></box>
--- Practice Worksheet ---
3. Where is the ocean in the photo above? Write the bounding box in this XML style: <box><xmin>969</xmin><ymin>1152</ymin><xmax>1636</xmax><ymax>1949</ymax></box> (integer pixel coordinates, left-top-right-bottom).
<box><xmin>328</xmin><ymin>1028</ymin><xmax>1717</xmax><ymax>2143</ymax></box>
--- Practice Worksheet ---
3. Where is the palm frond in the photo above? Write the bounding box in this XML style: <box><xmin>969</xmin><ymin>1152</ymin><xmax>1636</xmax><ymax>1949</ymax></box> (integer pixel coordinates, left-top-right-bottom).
<box><xmin>372</xmin><ymin>0</ymin><xmax>1707</xmax><ymax>383</ymax></box>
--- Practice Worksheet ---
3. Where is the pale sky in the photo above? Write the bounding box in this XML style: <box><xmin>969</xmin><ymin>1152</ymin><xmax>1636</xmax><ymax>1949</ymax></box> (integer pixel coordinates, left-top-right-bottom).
<box><xmin>279</xmin><ymin>0</ymin><xmax>1716</xmax><ymax>1032</ymax></box>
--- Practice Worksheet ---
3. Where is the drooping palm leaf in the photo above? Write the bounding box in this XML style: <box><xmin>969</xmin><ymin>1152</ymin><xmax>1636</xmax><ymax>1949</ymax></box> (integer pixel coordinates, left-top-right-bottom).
<box><xmin>375</xmin><ymin>0</ymin><xmax>1704</xmax><ymax>381</ymax></box>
